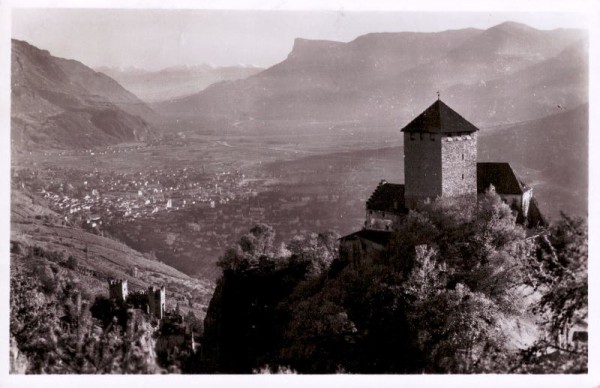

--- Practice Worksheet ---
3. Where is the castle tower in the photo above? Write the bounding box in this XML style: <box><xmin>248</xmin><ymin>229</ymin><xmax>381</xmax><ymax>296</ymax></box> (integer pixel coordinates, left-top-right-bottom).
<box><xmin>401</xmin><ymin>99</ymin><xmax>479</xmax><ymax>208</ymax></box>
<box><xmin>108</xmin><ymin>279</ymin><xmax>129</xmax><ymax>302</ymax></box>
<box><xmin>147</xmin><ymin>286</ymin><xmax>166</xmax><ymax>319</ymax></box>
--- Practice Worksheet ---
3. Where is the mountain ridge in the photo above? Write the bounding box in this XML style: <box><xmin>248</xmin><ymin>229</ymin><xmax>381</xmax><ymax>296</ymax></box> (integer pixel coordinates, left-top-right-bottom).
<box><xmin>11</xmin><ymin>39</ymin><xmax>157</xmax><ymax>150</ymax></box>
<box><xmin>154</xmin><ymin>22</ymin><xmax>587</xmax><ymax>131</ymax></box>
<box><xmin>97</xmin><ymin>63</ymin><xmax>264</xmax><ymax>103</ymax></box>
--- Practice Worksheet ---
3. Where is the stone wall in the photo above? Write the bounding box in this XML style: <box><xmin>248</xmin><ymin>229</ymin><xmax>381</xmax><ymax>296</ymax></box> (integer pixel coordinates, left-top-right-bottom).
<box><xmin>404</xmin><ymin>132</ymin><xmax>442</xmax><ymax>207</ymax></box>
<box><xmin>441</xmin><ymin>133</ymin><xmax>477</xmax><ymax>200</ymax></box>
<box><xmin>148</xmin><ymin>286</ymin><xmax>166</xmax><ymax>319</ymax></box>
<box><xmin>365</xmin><ymin>210</ymin><xmax>401</xmax><ymax>231</ymax></box>
<box><xmin>521</xmin><ymin>188</ymin><xmax>533</xmax><ymax>216</ymax></box>
<box><xmin>339</xmin><ymin>238</ymin><xmax>387</xmax><ymax>268</ymax></box>
<box><xmin>109</xmin><ymin>279</ymin><xmax>128</xmax><ymax>302</ymax></box>
<box><xmin>404</xmin><ymin>132</ymin><xmax>478</xmax><ymax>207</ymax></box>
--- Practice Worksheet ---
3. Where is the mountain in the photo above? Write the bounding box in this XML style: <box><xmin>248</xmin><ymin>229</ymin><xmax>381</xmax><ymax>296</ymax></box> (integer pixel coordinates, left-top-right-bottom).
<box><xmin>479</xmin><ymin>103</ymin><xmax>588</xmax><ymax>217</ymax></box>
<box><xmin>154</xmin><ymin>22</ymin><xmax>586</xmax><ymax>131</ymax></box>
<box><xmin>11</xmin><ymin>39</ymin><xmax>157</xmax><ymax>150</ymax></box>
<box><xmin>445</xmin><ymin>41</ymin><xmax>588</xmax><ymax>125</ymax></box>
<box><xmin>98</xmin><ymin>64</ymin><xmax>264</xmax><ymax>103</ymax></box>
<box><xmin>154</xmin><ymin>28</ymin><xmax>481</xmax><ymax>120</ymax></box>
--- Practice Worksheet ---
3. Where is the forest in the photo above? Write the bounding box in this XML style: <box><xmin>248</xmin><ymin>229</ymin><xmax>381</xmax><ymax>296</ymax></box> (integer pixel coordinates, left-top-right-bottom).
<box><xmin>10</xmin><ymin>190</ymin><xmax>587</xmax><ymax>374</ymax></box>
<box><xmin>199</xmin><ymin>190</ymin><xmax>587</xmax><ymax>373</ymax></box>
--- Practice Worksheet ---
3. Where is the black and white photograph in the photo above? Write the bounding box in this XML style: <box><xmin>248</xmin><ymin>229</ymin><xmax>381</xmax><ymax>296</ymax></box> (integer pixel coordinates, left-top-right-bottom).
<box><xmin>1</xmin><ymin>0</ymin><xmax>597</xmax><ymax>386</ymax></box>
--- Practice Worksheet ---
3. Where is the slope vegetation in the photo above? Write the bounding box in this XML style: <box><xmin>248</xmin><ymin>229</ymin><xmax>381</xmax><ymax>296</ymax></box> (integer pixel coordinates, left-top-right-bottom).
<box><xmin>12</xmin><ymin>39</ymin><xmax>156</xmax><ymax>150</ymax></box>
<box><xmin>11</xmin><ymin>188</ymin><xmax>214</xmax><ymax>313</ymax></box>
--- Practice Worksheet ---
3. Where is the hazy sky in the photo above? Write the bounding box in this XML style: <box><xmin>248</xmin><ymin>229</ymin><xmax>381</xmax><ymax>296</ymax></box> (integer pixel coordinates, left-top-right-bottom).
<box><xmin>12</xmin><ymin>9</ymin><xmax>588</xmax><ymax>71</ymax></box>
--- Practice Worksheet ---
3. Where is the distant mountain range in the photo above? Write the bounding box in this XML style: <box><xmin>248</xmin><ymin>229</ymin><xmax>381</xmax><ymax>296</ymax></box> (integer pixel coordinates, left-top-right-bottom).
<box><xmin>11</xmin><ymin>39</ymin><xmax>157</xmax><ymax>150</ymax></box>
<box><xmin>11</xmin><ymin>21</ymin><xmax>588</xmax><ymax>151</ymax></box>
<box><xmin>97</xmin><ymin>64</ymin><xmax>264</xmax><ymax>103</ymax></box>
<box><xmin>154</xmin><ymin>22</ymin><xmax>587</xmax><ymax>130</ymax></box>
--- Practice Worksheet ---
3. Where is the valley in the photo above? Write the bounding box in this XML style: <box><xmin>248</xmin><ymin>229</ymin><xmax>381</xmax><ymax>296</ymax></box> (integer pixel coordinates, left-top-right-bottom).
<box><xmin>6</xmin><ymin>7</ymin><xmax>593</xmax><ymax>376</ymax></box>
<box><xmin>10</xmin><ymin>188</ymin><xmax>214</xmax><ymax>318</ymax></box>
<box><xmin>10</xmin><ymin>19</ymin><xmax>589</xmax><ymax>306</ymax></box>
<box><xmin>12</xmin><ymin>100</ymin><xmax>588</xmax><ymax>281</ymax></box>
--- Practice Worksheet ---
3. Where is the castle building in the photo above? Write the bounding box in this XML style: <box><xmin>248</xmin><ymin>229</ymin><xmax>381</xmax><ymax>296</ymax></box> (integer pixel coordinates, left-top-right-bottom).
<box><xmin>108</xmin><ymin>279</ymin><xmax>166</xmax><ymax>319</ymax></box>
<box><xmin>108</xmin><ymin>279</ymin><xmax>129</xmax><ymax>302</ymax></box>
<box><xmin>148</xmin><ymin>286</ymin><xmax>166</xmax><ymax>319</ymax></box>
<box><xmin>341</xmin><ymin>99</ymin><xmax>546</xmax><ymax>265</ymax></box>
<box><xmin>403</xmin><ymin>99</ymin><xmax>478</xmax><ymax>209</ymax></box>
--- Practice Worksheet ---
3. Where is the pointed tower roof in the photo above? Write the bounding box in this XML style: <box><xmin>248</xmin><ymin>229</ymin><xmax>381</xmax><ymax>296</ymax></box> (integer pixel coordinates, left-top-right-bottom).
<box><xmin>401</xmin><ymin>100</ymin><xmax>479</xmax><ymax>134</ymax></box>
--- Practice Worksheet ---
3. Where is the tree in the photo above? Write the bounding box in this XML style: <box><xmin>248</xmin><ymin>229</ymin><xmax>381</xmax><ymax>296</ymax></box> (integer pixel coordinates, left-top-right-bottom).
<box><xmin>288</xmin><ymin>231</ymin><xmax>340</xmax><ymax>278</ymax></box>
<box><xmin>239</xmin><ymin>224</ymin><xmax>276</xmax><ymax>259</ymax></box>
<box><xmin>217</xmin><ymin>223</ymin><xmax>277</xmax><ymax>272</ymax></box>
<box><xmin>202</xmin><ymin>192</ymin><xmax>557</xmax><ymax>374</ymax></box>
<box><xmin>10</xmin><ymin>257</ymin><xmax>160</xmax><ymax>374</ymax></box>
<box><xmin>513</xmin><ymin>213</ymin><xmax>588</xmax><ymax>373</ymax></box>
<box><xmin>534</xmin><ymin>213</ymin><xmax>587</xmax><ymax>339</ymax></box>
<box><xmin>385</xmin><ymin>192</ymin><xmax>530</xmax><ymax>373</ymax></box>
<box><xmin>279</xmin><ymin>297</ymin><xmax>357</xmax><ymax>373</ymax></box>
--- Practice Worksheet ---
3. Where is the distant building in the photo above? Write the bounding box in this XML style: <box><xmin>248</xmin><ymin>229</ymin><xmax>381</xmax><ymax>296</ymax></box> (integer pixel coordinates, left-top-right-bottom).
<box><xmin>108</xmin><ymin>279</ymin><xmax>128</xmax><ymax>302</ymax></box>
<box><xmin>148</xmin><ymin>286</ymin><xmax>166</xmax><ymax>319</ymax></box>
<box><xmin>108</xmin><ymin>279</ymin><xmax>166</xmax><ymax>320</ymax></box>
<box><xmin>341</xmin><ymin>99</ymin><xmax>546</xmax><ymax>263</ymax></box>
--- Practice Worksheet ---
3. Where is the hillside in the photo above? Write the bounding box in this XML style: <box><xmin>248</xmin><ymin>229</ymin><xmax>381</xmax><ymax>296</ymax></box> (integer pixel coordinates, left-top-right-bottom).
<box><xmin>479</xmin><ymin>104</ymin><xmax>588</xmax><ymax>217</ymax></box>
<box><xmin>99</xmin><ymin>64</ymin><xmax>263</xmax><ymax>103</ymax></box>
<box><xmin>446</xmin><ymin>41</ymin><xmax>588</xmax><ymax>125</ymax></box>
<box><xmin>154</xmin><ymin>22</ymin><xmax>586</xmax><ymax>131</ymax></box>
<box><xmin>11</xmin><ymin>39</ymin><xmax>157</xmax><ymax>151</ymax></box>
<box><xmin>10</xmin><ymin>188</ymin><xmax>214</xmax><ymax>316</ymax></box>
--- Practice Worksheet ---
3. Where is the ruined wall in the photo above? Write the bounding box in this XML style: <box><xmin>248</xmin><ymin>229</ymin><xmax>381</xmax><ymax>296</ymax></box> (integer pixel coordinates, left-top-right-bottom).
<box><xmin>365</xmin><ymin>210</ymin><xmax>402</xmax><ymax>231</ymax></box>
<box><xmin>441</xmin><ymin>133</ymin><xmax>477</xmax><ymax>201</ymax></box>
<box><xmin>404</xmin><ymin>132</ymin><xmax>442</xmax><ymax>207</ymax></box>
<box><xmin>148</xmin><ymin>286</ymin><xmax>166</xmax><ymax>319</ymax></box>
<box><xmin>109</xmin><ymin>279</ymin><xmax>128</xmax><ymax>302</ymax></box>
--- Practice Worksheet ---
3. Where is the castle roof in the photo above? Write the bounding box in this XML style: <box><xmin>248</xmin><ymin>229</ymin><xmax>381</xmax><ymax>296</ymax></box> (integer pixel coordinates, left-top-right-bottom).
<box><xmin>477</xmin><ymin>162</ymin><xmax>530</xmax><ymax>195</ymax></box>
<box><xmin>366</xmin><ymin>181</ymin><xmax>406</xmax><ymax>213</ymax></box>
<box><xmin>340</xmin><ymin>229</ymin><xmax>393</xmax><ymax>247</ymax></box>
<box><xmin>401</xmin><ymin>100</ymin><xmax>479</xmax><ymax>134</ymax></box>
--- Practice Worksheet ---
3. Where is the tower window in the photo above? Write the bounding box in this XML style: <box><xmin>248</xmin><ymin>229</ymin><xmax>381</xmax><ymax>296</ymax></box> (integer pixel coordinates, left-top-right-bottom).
<box><xmin>462</xmin><ymin>174</ymin><xmax>464</xmax><ymax>180</ymax></box>
<box><xmin>462</xmin><ymin>154</ymin><xmax>464</xmax><ymax>160</ymax></box>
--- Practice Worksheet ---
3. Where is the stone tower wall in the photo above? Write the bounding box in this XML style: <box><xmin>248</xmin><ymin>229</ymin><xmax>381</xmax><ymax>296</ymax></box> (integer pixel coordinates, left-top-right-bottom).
<box><xmin>108</xmin><ymin>279</ymin><xmax>128</xmax><ymax>302</ymax></box>
<box><xmin>404</xmin><ymin>132</ymin><xmax>442</xmax><ymax>207</ymax></box>
<box><xmin>441</xmin><ymin>132</ymin><xmax>477</xmax><ymax>200</ymax></box>
<box><xmin>147</xmin><ymin>286</ymin><xmax>166</xmax><ymax>319</ymax></box>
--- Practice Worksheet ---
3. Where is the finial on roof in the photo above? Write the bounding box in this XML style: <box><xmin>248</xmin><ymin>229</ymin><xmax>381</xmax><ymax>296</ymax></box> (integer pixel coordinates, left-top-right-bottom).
<box><xmin>437</xmin><ymin>91</ymin><xmax>440</xmax><ymax>100</ymax></box>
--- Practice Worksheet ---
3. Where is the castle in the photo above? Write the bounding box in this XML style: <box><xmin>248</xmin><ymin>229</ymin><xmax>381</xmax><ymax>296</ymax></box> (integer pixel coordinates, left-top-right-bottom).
<box><xmin>108</xmin><ymin>279</ymin><xmax>166</xmax><ymax>319</ymax></box>
<box><xmin>340</xmin><ymin>99</ymin><xmax>546</xmax><ymax>265</ymax></box>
